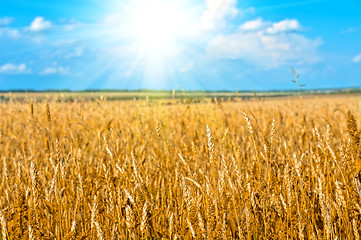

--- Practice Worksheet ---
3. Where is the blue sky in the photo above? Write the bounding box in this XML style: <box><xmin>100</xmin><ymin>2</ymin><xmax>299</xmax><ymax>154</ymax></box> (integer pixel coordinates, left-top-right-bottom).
<box><xmin>0</xmin><ymin>0</ymin><xmax>360</xmax><ymax>90</ymax></box>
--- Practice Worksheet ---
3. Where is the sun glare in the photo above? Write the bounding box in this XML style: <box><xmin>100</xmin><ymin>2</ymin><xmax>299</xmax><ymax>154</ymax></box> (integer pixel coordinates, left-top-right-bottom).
<box><xmin>126</xmin><ymin>0</ymin><xmax>194</xmax><ymax>56</ymax></box>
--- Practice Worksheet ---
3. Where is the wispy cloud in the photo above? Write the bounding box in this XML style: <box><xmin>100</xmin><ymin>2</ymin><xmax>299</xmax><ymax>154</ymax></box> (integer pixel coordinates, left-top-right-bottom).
<box><xmin>0</xmin><ymin>28</ymin><xmax>21</xmax><ymax>39</ymax></box>
<box><xmin>28</xmin><ymin>17</ymin><xmax>52</xmax><ymax>32</ymax></box>
<box><xmin>0</xmin><ymin>17</ymin><xmax>14</xmax><ymax>26</ymax></box>
<box><xmin>201</xmin><ymin>0</ymin><xmax>239</xmax><ymax>31</ymax></box>
<box><xmin>0</xmin><ymin>63</ymin><xmax>30</xmax><ymax>74</ymax></box>
<box><xmin>64</xmin><ymin>47</ymin><xmax>84</xmax><ymax>58</ymax></box>
<box><xmin>340</xmin><ymin>27</ymin><xmax>358</xmax><ymax>34</ymax></box>
<box><xmin>207</xmin><ymin>18</ymin><xmax>321</xmax><ymax>68</ymax></box>
<box><xmin>40</xmin><ymin>66</ymin><xmax>68</xmax><ymax>75</ymax></box>
<box><xmin>353</xmin><ymin>53</ymin><xmax>361</xmax><ymax>63</ymax></box>
<box><xmin>179</xmin><ymin>61</ymin><xmax>194</xmax><ymax>72</ymax></box>
<box><xmin>102</xmin><ymin>14</ymin><xmax>122</xmax><ymax>26</ymax></box>
<box><xmin>62</xmin><ymin>19</ymin><xmax>83</xmax><ymax>31</ymax></box>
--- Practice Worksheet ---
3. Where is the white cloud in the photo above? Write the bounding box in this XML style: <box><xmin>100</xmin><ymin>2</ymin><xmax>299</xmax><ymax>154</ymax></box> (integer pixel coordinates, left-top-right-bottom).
<box><xmin>239</xmin><ymin>18</ymin><xmax>268</xmax><ymax>31</ymax></box>
<box><xmin>0</xmin><ymin>17</ymin><xmax>14</xmax><ymax>26</ymax></box>
<box><xmin>207</xmin><ymin>18</ymin><xmax>321</xmax><ymax>68</ymax></box>
<box><xmin>201</xmin><ymin>0</ymin><xmax>239</xmax><ymax>31</ymax></box>
<box><xmin>353</xmin><ymin>53</ymin><xmax>361</xmax><ymax>63</ymax></box>
<box><xmin>239</xmin><ymin>18</ymin><xmax>301</xmax><ymax>34</ymax></box>
<box><xmin>267</xmin><ymin>19</ymin><xmax>301</xmax><ymax>34</ymax></box>
<box><xmin>0</xmin><ymin>28</ymin><xmax>21</xmax><ymax>38</ymax></box>
<box><xmin>28</xmin><ymin>17</ymin><xmax>52</xmax><ymax>32</ymax></box>
<box><xmin>41</xmin><ymin>66</ymin><xmax>68</xmax><ymax>75</ymax></box>
<box><xmin>0</xmin><ymin>63</ymin><xmax>30</xmax><ymax>74</ymax></box>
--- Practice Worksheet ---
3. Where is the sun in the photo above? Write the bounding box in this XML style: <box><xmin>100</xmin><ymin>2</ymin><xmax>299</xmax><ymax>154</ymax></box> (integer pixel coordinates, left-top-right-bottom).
<box><xmin>126</xmin><ymin>0</ymin><xmax>194</xmax><ymax>56</ymax></box>
<box><xmin>103</xmin><ymin>0</ymin><xmax>200</xmax><ymax>87</ymax></box>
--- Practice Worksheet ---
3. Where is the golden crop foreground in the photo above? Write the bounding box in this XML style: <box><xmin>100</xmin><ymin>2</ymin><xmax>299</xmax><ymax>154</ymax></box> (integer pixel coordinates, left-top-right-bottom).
<box><xmin>0</xmin><ymin>96</ymin><xmax>361</xmax><ymax>239</ymax></box>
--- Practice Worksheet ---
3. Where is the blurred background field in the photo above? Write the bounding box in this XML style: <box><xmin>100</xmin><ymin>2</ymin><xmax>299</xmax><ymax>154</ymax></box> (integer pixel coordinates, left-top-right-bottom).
<box><xmin>1</xmin><ymin>88</ymin><xmax>361</xmax><ymax>102</ymax></box>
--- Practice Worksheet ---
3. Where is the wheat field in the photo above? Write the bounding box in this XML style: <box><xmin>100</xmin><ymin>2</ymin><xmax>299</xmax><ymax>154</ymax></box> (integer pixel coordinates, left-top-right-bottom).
<box><xmin>0</xmin><ymin>95</ymin><xmax>361</xmax><ymax>239</ymax></box>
